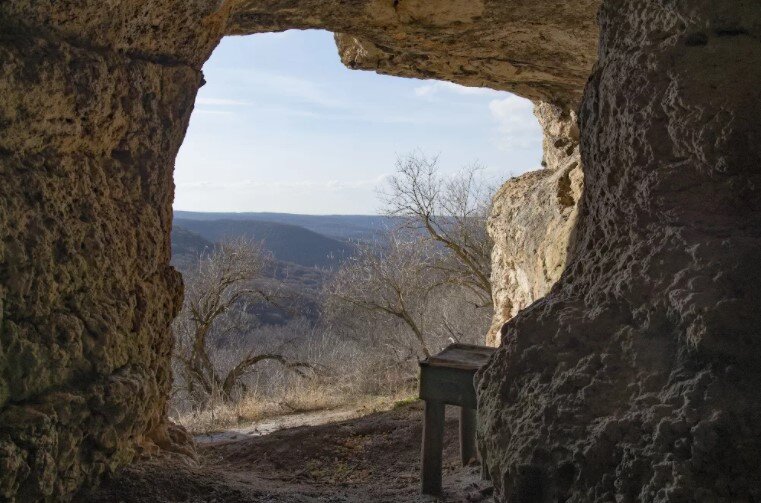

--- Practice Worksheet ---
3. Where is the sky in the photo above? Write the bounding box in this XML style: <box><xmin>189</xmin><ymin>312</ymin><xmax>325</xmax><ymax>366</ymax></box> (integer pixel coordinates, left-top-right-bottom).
<box><xmin>174</xmin><ymin>30</ymin><xmax>543</xmax><ymax>215</ymax></box>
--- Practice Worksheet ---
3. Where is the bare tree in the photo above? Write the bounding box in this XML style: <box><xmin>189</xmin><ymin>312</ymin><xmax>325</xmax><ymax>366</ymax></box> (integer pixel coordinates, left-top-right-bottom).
<box><xmin>173</xmin><ymin>239</ymin><xmax>308</xmax><ymax>404</ymax></box>
<box><xmin>324</xmin><ymin>232</ymin><xmax>444</xmax><ymax>358</ymax></box>
<box><xmin>382</xmin><ymin>152</ymin><xmax>493</xmax><ymax>307</ymax></box>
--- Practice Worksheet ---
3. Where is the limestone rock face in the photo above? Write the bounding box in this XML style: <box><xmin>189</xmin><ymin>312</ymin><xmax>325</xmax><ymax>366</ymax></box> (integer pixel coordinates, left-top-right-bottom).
<box><xmin>3</xmin><ymin>0</ymin><xmax>761</xmax><ymax>502</ymax></box>
<box><xmin>228</xmin><ymin>0</ymin><xmax>601</xmax><ymax>106</ymax></box>
<box><xmin>477</xmin><ymin>1</ymin><xmax>761</xmax><ymax>501</ymax></box>
<box><xmin>0</xmin><ymin>3</ymin><xmax>226</xmax><ymax>501</ymax></box>
<box><xmin>0</xmin><ymin>3</ymin><xmax>602</xmax><ymax>498</ymax></box>
<box><xmin>487</xmin><ymin>104</ymin><xmax>582</xmax><ymax>346</ymax></box>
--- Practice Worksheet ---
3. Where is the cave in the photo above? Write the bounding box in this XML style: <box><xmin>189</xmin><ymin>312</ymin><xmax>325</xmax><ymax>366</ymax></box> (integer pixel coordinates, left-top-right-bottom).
<box><xmin>1</xmin><ymin>1</ymin><xmax>760</xmax><ymax>502</ymax></box>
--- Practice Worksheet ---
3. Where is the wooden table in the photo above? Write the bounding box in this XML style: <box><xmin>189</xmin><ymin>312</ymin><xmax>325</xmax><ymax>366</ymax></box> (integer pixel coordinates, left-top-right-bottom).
<box><xmin>418</xmin><ymin>343</ymin><xmax>496</xmax><ymax>495</ymax></box>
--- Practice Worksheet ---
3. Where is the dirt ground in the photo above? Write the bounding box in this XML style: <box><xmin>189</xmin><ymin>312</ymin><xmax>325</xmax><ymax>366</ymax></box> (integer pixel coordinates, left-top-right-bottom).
<box><xmin>80</xmin><ymin>402</ymin><xmax>493</xmax><ymax>502</ymax></box>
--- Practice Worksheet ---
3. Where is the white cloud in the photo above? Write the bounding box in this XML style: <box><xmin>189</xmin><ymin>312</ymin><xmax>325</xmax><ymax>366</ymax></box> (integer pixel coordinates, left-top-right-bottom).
<box><xmin>178</xmin><ymin>174</ymin><xmax>392</xmax><ymax>193</ymax></box>
<box><xmin>195</xmin><ymin>98</ymin><xmax>251</xmax><ymax>106</ymax></box>
<box><xmin>219</xmin><ymin>69</ymin><xmax>347</xmax><ymax>109</ymax></box>
<box><xmin>488</xmin><ymin>95</ymin><xmax>542</xmax><ymax>150</ymax></box>
<box><xmin>413</xmin><ymin>81</ymin><xmax>500</xmax><ymax>99</ymax></box>
<box><xmin>413</xmin><ymin>85</ymin><xmax>436</xmax><ymax>97</ymax></box>
<box><xmin>262</xmin><ymin>30</ymin><xmax>292</xmax><ymax>40</ymax></box>
<box><xmin>266</xmin><ymin>74</ymin><xmax>345</xmax><ymax>108</ymax></box>
<box><xmin>192</xmin><ymin>109</ymin><xmax>235</xmax><ymax>116</ymax></box>
<box><xmin>192</xmin><ymin>98</ymin><xmax>250</xmax><ymax>117</ymax></box>
<box><xmin>194</xmin><ymin>91</ymin><xmax>431</xmax><ymax>125</ymax></box>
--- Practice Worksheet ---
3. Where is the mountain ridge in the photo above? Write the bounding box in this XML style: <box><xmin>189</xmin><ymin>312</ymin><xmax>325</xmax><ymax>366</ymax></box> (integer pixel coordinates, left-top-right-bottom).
<box><xmin>173</xmin><ymin>217</ymin><xmax>356</xmax><ymax>268</ymax></box>
<box><xmin>174</xmin><ymin>210</ymin><xmax>394</xmax><ymax>242</ymax></box>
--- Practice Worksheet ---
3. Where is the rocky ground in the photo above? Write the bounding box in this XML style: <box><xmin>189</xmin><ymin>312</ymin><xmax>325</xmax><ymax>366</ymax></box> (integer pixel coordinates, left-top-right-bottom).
<box><xmin>80</xmin><ymin>402</ymin><xmax>492</xmax><ymax>502</ymax></box>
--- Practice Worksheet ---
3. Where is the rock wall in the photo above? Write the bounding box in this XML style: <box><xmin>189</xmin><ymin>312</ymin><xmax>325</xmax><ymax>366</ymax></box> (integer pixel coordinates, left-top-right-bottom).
<box><xmin>3</xmin><ymin>0</ymin><xmax>760</xmax><ymax>501</ymax></box>
<box><xmin>0</xmin><ymin>2</ymin><xmax>602</xmax><ymax>500</ymax></box>
<box><xmin>487</xmin><ymin>103</ymin><xmax>582</xmax><ymax>346</ymax></box>
<box><xmin>0</xmin><ymin>3</ymin><xmax>228</xmax><ymax>501</ymax></box>
<box><xmin>228</xmin><ymin>0</ymin><xmax>601</xmax><ymax>106</ymax></box>
<box><xmin>477</xmin><ymin>1</ymin><xmax>761</xmax><ymax>501</ymax></box>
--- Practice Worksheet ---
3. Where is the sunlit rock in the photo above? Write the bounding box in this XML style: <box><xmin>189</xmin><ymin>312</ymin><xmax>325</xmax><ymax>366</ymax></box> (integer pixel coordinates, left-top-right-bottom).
<box><xmin>487</xmin><ymin>103</ymin><xmax>583</xmax><ymax>346</ymax></box>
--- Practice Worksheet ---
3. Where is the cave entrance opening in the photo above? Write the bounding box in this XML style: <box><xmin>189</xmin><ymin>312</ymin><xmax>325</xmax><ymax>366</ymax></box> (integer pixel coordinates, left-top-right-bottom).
<box><xmin>168</xmin><ymin>29</ymin><xmax>542</xmax><ymax>447</ymax></box>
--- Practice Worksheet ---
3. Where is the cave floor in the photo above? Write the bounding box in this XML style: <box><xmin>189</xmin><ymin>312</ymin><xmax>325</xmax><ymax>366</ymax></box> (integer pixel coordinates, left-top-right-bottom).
<box><xmin>81</xmin><ymin>402</ymin><xmax>492</xmax><ymax>502</ymax></box>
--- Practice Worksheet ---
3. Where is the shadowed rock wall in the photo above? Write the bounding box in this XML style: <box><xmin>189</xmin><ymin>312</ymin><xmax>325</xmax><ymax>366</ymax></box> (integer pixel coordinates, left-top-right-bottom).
<box><xmin>477</xmin><ymin>1</ymin><xmax>761</xmax><ymax>501</ymax></box>
<box><xmin>0</xmin><ymin>3</ymin><xmax>228</xmax><ymax>500</ymax></box>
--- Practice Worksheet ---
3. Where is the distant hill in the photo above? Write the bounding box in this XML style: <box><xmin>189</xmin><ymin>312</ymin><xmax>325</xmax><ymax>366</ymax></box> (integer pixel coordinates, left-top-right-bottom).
<box><xmin>170</xmin><ymin>224</ymin><xmax>329</xmax><ymax>326</ymax></box>
<box><xmin>174</xmin><ymin>210</ymin><xmax>394</xmax><ymax>242</ymax></box>
<box><xmin>171</xmin><ymin>226</ymin><xmax>213</xmax><ymax>258</ymax></box>
<box><xmin>173</xmin><ymin>217</ymin><xmax>355</xmax><ymax>268</ymax></box>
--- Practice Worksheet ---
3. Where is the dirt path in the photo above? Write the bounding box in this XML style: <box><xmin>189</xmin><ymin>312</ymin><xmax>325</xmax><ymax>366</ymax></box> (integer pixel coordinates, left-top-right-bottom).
<box><xmin>195</xmin><ymin>401</ymin><xmax>395</xmax><ymax>443</ymax></box>
<box><xmin>82</xmin><ymin>402</ymin><xmax>493</xmax><ymax>502</ymax></box>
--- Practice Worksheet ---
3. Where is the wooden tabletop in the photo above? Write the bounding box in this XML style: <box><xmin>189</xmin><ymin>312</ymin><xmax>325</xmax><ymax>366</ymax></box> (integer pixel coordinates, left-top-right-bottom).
<box><xmin>419</xmin><ymin>343</ymin><xmax>496</xmax><ymax>372</ymax></box>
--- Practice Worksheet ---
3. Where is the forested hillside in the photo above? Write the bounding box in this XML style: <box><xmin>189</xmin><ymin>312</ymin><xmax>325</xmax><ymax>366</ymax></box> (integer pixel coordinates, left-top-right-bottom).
<box><xmin>174</xmin><ymin>210</ymin><xmax>394</xmax><ymax>242</ymax></box>
<box><xmin>174</xmin><ymin>217</ymin><xmax>356</xmax><ymax>268</ymax></box>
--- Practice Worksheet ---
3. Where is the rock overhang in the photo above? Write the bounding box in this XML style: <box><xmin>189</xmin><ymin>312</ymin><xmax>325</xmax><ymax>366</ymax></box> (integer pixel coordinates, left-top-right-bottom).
<box><xmin>0</xmin><ymin>2</ymin><xmax>601</xmax><ymax>500</ymax></box>
<box><xmin>226</xmin><ymin>0</ymin><xmax>602</xmax><ymax>107</ymax></box>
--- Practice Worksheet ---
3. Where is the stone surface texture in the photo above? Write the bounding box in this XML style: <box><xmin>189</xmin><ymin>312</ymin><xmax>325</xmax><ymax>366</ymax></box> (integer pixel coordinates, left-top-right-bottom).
<box><xmin>0</xmin><ymin>2</ymin><xmax>226</xmax><ymax>501</ymax></box>
<box><xmin>486</xmin><ymin>103</ymin><xmax>582</xmax><ymax>346</ymax></box>
<box><xmin>3</xmin><ymin>0</ymin><xmax>761</xmax><ymax>502</ymax></box>
<box><xmin>228</xmin><ymin>0</ymin><xmax>601</xmax><ymax>106</ymax></box>
<box><xmin>477</xmin><ymin>1</ymin><xmax>761</xmax><ymax>501</ymax></box>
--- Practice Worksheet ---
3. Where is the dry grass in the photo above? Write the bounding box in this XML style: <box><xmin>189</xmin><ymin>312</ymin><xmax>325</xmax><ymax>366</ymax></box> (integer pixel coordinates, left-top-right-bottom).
<box><xmin>172</xmin><ymin>379</ymin><xmax>416</xmax><ymax>435</ymax></box>
<box><xmin>168</xmin><ymin>285</ymin><xmax>489</xmax><ymax>436</ymax></box>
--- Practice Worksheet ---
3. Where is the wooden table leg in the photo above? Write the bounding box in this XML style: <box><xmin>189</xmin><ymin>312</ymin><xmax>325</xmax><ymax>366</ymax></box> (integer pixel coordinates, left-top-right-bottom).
<box><xmin>459</xmin><ymin>407</ymin><xmax>477</xmax><ymax>466</ymax></box>
<box><xmin>421</xmin><ymin>399</ymin><xmax>445</xmax><ymax>495</ymax></box>
<box><xmin>481</xmin><ymin>446</ymin><xmax>490</xmax><ymax>481</ymax></box>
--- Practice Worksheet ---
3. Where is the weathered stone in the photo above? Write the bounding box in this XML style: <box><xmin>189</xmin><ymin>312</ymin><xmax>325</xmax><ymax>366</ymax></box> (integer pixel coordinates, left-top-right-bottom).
<box><xmin>0</xmin><ymin>0</ymin><xmax>230</xmax><ymax>67</ymax></box>
<box><xmin>228</xmin><ymin>0</ymin><xmax>601</xmax><ymax>106</ymax></box>
<box><xmin>487</xmin><ymin>103</ymin><xmax>582</xmax><ymax>346</ymax></box>
<box><xmin>0</xmin><ymin>2</ymin><xmax>602</xmax><ymax>498</ymax></box>
<box><xmin>0</xmin><ymin>15</ymin><xmax>208</xmax><ymax>503</ymax></box>
<box><xmin>2</xmin><ymin>0</ymin><xmax>761</xmax><ymax>501</ymax></box>
<box><xmin>477</xmin><ymin>1</ymin><xmax>761</xmax><ymax>501</ymax></box>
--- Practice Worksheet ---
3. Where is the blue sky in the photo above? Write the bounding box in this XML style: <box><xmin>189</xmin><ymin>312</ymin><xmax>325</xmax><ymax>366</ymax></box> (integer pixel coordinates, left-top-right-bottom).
<box><xmin>174</xmin><ymin>30</ymin><xmax>542</xmax><ymax>215</ymax></box>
